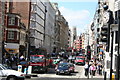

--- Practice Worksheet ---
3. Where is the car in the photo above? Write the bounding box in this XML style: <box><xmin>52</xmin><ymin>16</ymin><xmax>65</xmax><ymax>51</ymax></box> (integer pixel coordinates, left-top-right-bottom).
<box><xmin>0</xmin><ymin>64</ymin><xmax>25</xmax><ymax>80</ymax></box>
<box><xmin>74</xmin><ymin>56</ymin><xmax>85</xmax><ymax>65</ymax></box>
<box><xmin>55</xmin><ymin>63</ymin><xmax>71</xmax><ymax>75</ymax></box>
<box><xmin>68</xmin><ymin>63</ymin><xmax>75</xmax><ymax>72</ymax></box>
<box><xmin>78</xmin><ymin>54</ymin><xmax>85</xmax><ymax>57</ymax></box>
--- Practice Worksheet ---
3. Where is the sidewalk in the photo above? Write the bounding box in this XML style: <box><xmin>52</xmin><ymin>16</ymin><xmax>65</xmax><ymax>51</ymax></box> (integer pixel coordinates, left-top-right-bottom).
<box><xmin>80</xmin><ymin>70</ymin><xmax>104</xmax><ymax>79</ymax></box>
<box><xmin>91</xmin><ymin>74</ymin><xmax>104</xmax><ymax>78</ymax></box>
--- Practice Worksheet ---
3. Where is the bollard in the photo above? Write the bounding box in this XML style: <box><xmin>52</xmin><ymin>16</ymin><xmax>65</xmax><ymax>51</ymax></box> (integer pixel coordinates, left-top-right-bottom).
<box><xmin>18</xmin><ymin>65</ymin><xmax>22</xmax><ymax>72</ymax></box>
<box><xmin>112</xmin><ymin>73</ymin><xmax>115</xmax><ymax>80</ymax></box>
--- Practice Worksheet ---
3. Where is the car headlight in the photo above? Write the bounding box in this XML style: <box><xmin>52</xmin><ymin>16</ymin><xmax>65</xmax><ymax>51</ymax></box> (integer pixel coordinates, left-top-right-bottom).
<box><xmin>65</xmin><ymin>70</ymin><xmax>69</xmax><ymax>71</ymax></box>
<box><xmin>57</xmin><ymin>69</ymin><xmax>60</xmax><ymax>71</ymax></box>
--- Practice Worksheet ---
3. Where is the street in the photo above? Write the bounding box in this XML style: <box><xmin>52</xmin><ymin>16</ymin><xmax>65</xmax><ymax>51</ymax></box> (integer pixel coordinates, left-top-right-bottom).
<box><xmin>26</xmin><ymin>65</ymin><xmax>85</xmax><ymax>80</ymax></box>
<box><xmin>25</xmin><ymin>65</ymin><xmax>103</xmax><ymax>80</ymax></box>
<box><xmin>1</xmin><ymin>0</ymin><xmax>119</xmax><ymax>80</ymax></box>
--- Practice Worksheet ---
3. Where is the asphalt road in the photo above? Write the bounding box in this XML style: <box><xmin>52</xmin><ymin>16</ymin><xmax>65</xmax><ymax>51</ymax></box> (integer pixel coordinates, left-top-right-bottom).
<box><xmin>25</xmin><ymin>65</ymin><xmax>104</xmax><ymax>80</ymax></box>
<box><xmin>26</xmin><ymin>65</ymin><xmax>88</xmax><ymax>80</ymax></box>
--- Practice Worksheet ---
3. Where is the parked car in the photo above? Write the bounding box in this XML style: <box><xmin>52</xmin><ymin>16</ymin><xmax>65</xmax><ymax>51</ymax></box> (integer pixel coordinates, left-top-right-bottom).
<box><xmin>74</xmin><ymin>56</ymin><xmax>85</xmax><ymax>65</ymax></box>
<box><xmin>68</xmin><ymin>63</ymin><xmax>75</xmax><ymax>72</ymax></box>
<box><xmin>55</xmin><ymin>63</ymin><xmax>71</xmax><ymax>75</ymax></box>
<box><xmin>0</xmin><ymin>64</ymin><xmax>25</xmax><ymax>80</ymax></box>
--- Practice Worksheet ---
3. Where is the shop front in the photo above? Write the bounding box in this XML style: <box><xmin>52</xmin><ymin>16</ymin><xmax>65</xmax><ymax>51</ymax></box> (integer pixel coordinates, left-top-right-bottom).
<box><xmin>5</xmin><ymin>43</ymin><xmax>19</xmax><ymax>57</ymax></box>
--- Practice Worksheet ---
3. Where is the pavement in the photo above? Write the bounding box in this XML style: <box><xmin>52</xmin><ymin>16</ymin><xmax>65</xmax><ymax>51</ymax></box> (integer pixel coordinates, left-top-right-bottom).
<box><xmin>81</xmin><ymin>70</ymin><xmax>104</xmax><ymax>79</ymax></box>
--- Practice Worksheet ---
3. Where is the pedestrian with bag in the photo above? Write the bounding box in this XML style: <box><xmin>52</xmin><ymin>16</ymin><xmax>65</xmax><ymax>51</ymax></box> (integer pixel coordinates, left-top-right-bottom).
<box><xmin>89</xmin><ymin>64</ymin><xmax>96</xmax><ymax>77</ymax></box>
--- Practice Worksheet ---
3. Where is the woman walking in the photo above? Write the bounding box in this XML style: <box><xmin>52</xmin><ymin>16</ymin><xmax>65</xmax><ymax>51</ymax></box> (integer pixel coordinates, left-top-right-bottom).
<box><xmin>89</xmin><ymin>64</ymin><xmax>96</xmax><ymax>77</ymax></box>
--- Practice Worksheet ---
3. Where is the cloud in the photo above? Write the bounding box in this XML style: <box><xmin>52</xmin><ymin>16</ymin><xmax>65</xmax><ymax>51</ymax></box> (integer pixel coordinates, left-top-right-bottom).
<box><xmin>59</xmin><ymin>6</ymin><xmax>91</xmax><ymax>35</ymax></box>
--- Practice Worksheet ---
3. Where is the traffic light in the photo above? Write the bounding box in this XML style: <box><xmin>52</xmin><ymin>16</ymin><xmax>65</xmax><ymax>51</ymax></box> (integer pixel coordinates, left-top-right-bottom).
<box><xmin>87</xmin><ymin>45</ymin><xmax>91</xmax><ymax>60</ymax></box>
<box><xmin>100</xmin><ymin>26</ymin><xmax>108</xmax><ymax>42</ymax></box>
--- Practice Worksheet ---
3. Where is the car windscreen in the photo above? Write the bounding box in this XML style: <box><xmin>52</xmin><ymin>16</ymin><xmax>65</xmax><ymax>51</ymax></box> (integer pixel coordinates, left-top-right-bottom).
<box><xmin>30</xmin><ymin>56</ymin><xmax>44</xmax><ymax>62</ymax></box>
<box><xmin>79</xmin><ymin>54</ymin><xmax>83</xmax><ymax>56</ymax></box>
<box><xmin>58</xmin><ymin>64</ymin><xmax>69</xmax><ymax>68</ymax></box>
<box><xmin>76</xmin><ymin>57</ymin><xmax>84</xmax><ymax>60</ymax></box>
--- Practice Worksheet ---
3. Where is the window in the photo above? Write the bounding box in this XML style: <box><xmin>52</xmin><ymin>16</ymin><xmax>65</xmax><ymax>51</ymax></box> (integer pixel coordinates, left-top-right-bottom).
<box><xmin>115</xmin><ymin>31</ymin><xmax>118</xmax><ymax>44</ymax></box>
<box><xmin>17</xmin><ymin>32</ymin><xmax>19</xmax><ymax>40</ymax></box>
<box><xmin>8</xmin><ymin>31</ymin><xmax>14</xmax><ymax>39</ymax></box>
<box><xmin>8</xmin><ymin>17</ymin><xmax>15</xmax><ymax>25</ymax></box>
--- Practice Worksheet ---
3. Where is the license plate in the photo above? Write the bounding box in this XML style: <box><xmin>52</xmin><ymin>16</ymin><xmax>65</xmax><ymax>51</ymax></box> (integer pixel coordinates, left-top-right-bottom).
<box><xmin>60</xmin><ymin>71</ymin><xmax>64</xmax><ymax>73</ymax></box>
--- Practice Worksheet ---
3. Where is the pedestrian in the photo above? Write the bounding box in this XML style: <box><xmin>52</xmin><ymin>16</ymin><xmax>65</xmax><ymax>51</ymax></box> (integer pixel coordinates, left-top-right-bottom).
<box><xmin>89</xmin><ymin>64</ymin><xmax>96</xmax><ymax>76</ymax></box>
<box><xmin>9</xmin><ymin>56</ymin><xmax>14</xmax><ymax>68</ymax></box>
<box><xmin>20</xmin><ymin>55</ymin><xmax>25</xmax><ymax>61</ymax></box>
<box><xmin>97</xmin><ymin>62</ymin><xmax>103</xmax><ymax>75</ymax></box>
<box><xmin>84</xmin><ymin>62</ymin><xmax>89</xmax><ymax>76</ymax></box>
<box><xmin>14</xmin><ymin>55</ymin><xmax>18</xmax><ymax>66</ymax></box>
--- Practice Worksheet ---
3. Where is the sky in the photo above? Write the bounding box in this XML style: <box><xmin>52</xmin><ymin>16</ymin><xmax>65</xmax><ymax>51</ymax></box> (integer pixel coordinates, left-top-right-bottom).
<box><xmin>50</xmin><ymin>0</ymin><xmax>98</xmax><ymax>35</ymax></box>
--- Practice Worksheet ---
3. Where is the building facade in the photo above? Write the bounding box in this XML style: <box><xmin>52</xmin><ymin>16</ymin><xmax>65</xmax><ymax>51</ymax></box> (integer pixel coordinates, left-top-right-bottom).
<box><xmin>52</xmin><ymin>3</ymin><xmax>61</xmax><ymax>53</ymax></box>
<box><xmin>53</xmin><ymin>3</ymin><xmax>69</xmax><ymax>52</ymax></box>
<box><xmin>92</xmin><ymin>0</ymin><xmax>120</xmax><ymax>78</ymax></box>
<box><xmin>44</xmin><ymin>1</ymin><xmax>56</xmax><ymax>53</ymax></box>
<box><xmin>29</xmin><ymin>0</ymin><xmax>46</xmax><ymax>54</ymax></box>
<box><xmin>0</xmin><ymin>1</ymin><xmax>6</xmax><ymax>63</ymax></box>
<box><xmin>2</xmin><ymin>1</ymin><xmax>30</xmax><ymax>59</ymax></box>
<box><xmin>71</xmin><ymin>27</ymin><xmax>77</xmax><ymax>48</ymax></box>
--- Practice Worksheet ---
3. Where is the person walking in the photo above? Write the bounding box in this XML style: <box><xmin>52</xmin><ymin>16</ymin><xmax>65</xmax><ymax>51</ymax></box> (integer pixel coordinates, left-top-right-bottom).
<box><xmin>97</xmin><ymin>62</ymin><xmax>103</xmax><ymax>75</ymax></box>
<box><xmin>84</xmin><ymin>62</ymin><xmax>89</xmax><ymax>76</ymax></box>
<box><xmin>89</xmin><ymin>64</ymin><xmax>96</xmax><ymax>77</ymax></box>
